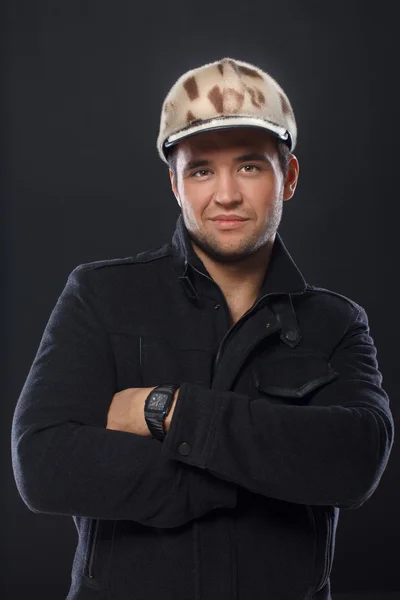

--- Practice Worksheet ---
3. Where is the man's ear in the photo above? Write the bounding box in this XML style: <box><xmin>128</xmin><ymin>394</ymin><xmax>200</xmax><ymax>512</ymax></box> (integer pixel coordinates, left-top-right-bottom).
<box><xmin>169</xmin><ymin>169</ymin><xmax>182</xmax><ymax>208</ymax></box>
<box><xmin>283</xmin><ymin>154</ymin><xmax>299</xmax><ymax>201</ymax></box>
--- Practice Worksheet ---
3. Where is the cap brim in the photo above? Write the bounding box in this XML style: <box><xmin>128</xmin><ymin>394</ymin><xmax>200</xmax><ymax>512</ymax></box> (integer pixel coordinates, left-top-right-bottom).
<box><xmin>163</xmin><ymin>116</ymin><xmax>291</xmax><ymax>156</ymax></box>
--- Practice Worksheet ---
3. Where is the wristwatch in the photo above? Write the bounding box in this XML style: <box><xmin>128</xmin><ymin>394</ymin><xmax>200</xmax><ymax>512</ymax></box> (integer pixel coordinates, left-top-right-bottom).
<box><xmin>144</xmin><ymin>384</ymin><xmax>179</xmax><ymax>441</ymax></box>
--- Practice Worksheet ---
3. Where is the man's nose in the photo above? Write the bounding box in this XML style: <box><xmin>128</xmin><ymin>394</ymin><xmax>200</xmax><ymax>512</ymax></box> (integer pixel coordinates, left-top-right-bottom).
<box><xmin>213</xmin><ymin>173</ymin><xmax>242</xmax><ymax>204</ymax></box>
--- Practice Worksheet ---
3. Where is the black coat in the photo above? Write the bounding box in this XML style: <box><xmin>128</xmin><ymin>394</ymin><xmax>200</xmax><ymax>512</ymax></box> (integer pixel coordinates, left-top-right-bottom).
<box><xmin>11</xmin><ymin>214</ymin><xmax>394</xmax><ymax>600</ymax></box>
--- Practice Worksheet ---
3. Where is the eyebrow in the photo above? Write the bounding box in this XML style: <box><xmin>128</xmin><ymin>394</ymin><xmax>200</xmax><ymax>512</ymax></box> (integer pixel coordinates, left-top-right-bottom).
<box><xmin>183</xmin><ymin>152</ymin><xmax>272</xmax><ymax>173</ymax></box>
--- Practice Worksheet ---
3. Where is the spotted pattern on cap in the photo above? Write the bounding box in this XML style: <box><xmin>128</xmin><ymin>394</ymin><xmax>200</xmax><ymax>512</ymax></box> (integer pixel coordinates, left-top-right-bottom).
<box><xmin>245</xmin><ymin>86</ymin><xmax>266</xmax><ymax>108</ymax></box>
<box><xmin>163</xmin><ymin>100</ymin><xmax>176</xmax><ymax>129</ymax></box>
<box><xmin>218</xmin><ymin>59</ymin><xmax>262</xmax><ymax>79</ymax></box>
<box><xmin>164</xmin><ymin>100</ymin><xmax>175</xmax><ymax>114</ymax></box>
<box><xmin>280</xmin><ymin>93</ymin><xmax>291</xmax><ymax>115</ymax></box>
<box><xmin>208</xmin><ymin>85</ymin><xmax>224</xmax><ymax>113</ymax></box>
<box><xmin>225</xmin><ymin>59</ymin><xmax>239</xmax><ymax>73</ymax></box>
<box><xmin>183</xmin><ymin>76</ymin><xmax>199</xmax><ymax>101</ymax></box>
<box><xmin>238</xmin><ymin>65</ymin><xmax>263</xmax><ymax>79</ymax></box>
<box><xmin>186</xmin><ymin>110</ymin><xmax>196</xmax><ymax>124</ymax></box>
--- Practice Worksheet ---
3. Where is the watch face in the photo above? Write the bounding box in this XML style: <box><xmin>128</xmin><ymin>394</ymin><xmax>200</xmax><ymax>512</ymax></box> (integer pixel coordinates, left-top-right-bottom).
<box><xmin>147</xmin><ymin>392</ymin><xmax>169</xmax><ymax>411</ymax></box>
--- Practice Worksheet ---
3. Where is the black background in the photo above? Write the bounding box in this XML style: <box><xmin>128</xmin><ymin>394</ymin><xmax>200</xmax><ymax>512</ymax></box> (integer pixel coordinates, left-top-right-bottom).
<box><xmin>3</xmin><ymin>1</ymin><xmax>399</xmax><ymax>598</ymax></box>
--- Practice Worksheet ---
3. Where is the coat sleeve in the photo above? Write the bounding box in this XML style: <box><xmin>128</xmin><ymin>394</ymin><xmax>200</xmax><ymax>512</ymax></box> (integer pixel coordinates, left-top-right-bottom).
<box><xmin>161</xmin><ymin>305</ymin><xmax>395</xmax><ymax>509</ymax></box>
<box><xmin>11</xmin><ymin>266</ymin><xmax>237</xmax><ymax>528</ymax></box>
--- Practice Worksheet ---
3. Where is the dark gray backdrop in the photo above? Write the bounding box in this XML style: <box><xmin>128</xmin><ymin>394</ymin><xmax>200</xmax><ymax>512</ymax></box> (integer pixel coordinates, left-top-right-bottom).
<box><xmin>4</xmin><ymin>1</ymin><xmax>399</xmax><ymax>599</ymax></box>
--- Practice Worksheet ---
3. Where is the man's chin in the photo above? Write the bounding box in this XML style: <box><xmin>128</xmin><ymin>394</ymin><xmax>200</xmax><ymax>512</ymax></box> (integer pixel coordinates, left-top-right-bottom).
<box><xmin>187</xmin><ymin>225</ymin><xmax>260</xmax><ymax>262</ymax></box>
<box><xmin>195</xmin><ymin>240</ymin><xmax>256</xmax><ymax>264</ymax></box>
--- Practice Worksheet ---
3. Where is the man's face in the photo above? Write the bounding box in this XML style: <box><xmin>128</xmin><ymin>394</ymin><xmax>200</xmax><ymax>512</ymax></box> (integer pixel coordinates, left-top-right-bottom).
<box><xmin>169</xmin><ymin>127</ymin><xmax>298</xmax><ymax>264</ymax></box>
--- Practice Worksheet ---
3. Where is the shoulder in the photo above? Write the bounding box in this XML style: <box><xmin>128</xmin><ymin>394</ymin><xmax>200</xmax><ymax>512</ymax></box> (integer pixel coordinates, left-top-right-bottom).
<box><xmin>304</xmin><ymin>283</ymin><xmax>365</xmax><ymax>324</ymax></box>
<box><xmin>71</xmin><ymin>243</ymin><xmax>172</xmax><ymax>278</ymax></box>
<box><xmin>306</xmin><ymin>284</ymin><xmax>363</xmax><ymax>312</ymax></box>
<box><xmin>73</xmin><ymin>256</ymin><xmax>135</xmax><ymax>274</ymax></box>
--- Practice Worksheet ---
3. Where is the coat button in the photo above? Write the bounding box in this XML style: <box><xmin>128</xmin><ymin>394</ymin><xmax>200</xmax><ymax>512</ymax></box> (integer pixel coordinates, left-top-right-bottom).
<box><xmin>285</xmin><ymin>330</ymin><xmax>297</xmax><ymax>342</ymax></box>
<box><xmin>178</xmin><ymin>442</ymin><xmax>191</xmax><ymax>456</ymax></box>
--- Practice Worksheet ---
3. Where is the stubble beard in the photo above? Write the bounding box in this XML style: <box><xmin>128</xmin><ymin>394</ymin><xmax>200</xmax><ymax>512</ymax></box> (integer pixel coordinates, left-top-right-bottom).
<box><xmin>183</xmin><ymin>199</ymin><xmax>283</xmax><ymax>265</ymax></box>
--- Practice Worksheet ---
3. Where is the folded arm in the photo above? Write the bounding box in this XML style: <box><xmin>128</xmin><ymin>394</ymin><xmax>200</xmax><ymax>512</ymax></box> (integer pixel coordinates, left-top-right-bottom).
<box><xmin>161</xmin><ymin>306</ymin><xmax>395</xmax><ymax>509</ymax></box>
<box><xmin>11</xmin><ymin>266</ymin><xmax>237</xmax><ymax>528</ymax></box>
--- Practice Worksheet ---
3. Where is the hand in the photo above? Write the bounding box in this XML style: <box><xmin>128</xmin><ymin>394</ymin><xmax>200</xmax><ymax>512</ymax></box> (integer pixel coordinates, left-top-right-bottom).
<box><xmin>106</xmin><ymin>386</ymin><xmax>180</xmax><ymax>436</ymax></box>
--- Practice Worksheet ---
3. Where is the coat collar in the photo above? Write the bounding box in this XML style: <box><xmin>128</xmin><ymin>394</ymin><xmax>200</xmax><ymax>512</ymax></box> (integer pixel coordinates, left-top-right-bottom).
<box><xmin>170</xmin><ymin>213</ymin><xmax>308</xmax><ymax>301</ymax></box>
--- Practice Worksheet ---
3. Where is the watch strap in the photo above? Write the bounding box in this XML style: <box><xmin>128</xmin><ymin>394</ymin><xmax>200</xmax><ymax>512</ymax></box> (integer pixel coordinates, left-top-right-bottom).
<box><xmin>144</xmin><ymin>384</ymin><xmax>179</xmax><ymax>441</ymax></box>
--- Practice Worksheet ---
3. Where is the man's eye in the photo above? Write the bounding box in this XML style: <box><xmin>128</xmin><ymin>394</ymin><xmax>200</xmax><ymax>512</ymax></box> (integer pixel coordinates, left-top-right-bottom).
<box><xmin>191</xmin><ymin>169</ymin><xmax>210</xmax><ymax>177</ymax></box>
<box><xmin>241</xmin><ymin>164</ymin><xmax>260</xmax><ymax>173</ymax></box>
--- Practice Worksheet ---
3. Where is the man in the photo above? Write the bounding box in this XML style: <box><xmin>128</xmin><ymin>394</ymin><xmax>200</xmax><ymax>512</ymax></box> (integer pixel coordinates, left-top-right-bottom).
<box><xmin>11</xmin><ymin>57</ymin><xmax>394</xmax><ymax>600</ymax></box>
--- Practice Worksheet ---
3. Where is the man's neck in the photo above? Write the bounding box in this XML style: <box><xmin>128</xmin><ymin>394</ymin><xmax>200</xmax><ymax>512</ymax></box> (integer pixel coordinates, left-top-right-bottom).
<box><xmin>191</xmin><ymin>237</ymin><xmax>275</xmax><ymax>313</ymax></box>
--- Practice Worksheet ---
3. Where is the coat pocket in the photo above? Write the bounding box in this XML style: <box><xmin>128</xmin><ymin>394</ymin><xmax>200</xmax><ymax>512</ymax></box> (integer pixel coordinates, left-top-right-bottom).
<box><xmin>81</xmin><ymin>518</ymin><xmax>116</xmax><ymax>591</ymax></box>
<box><xmin>109</xmin><ymin>332</ymin><xmax>214</xmax><ymax>390</ymax></box>
<box><xmin>83</xmin><ymin>518</ymin><xmax>100</xmax><ymax>580</ymax></box>
<box><xmin>307</xmin><ymin>505</ymin><xmax>336</xmax><ymax>597</ymax></box>
<box><xmin>253</xmin><ymin>353</ymin><xmax>339</xmax><ymax>405</ymax></box>
<box><xmin>140</xmin><ymin>334</ymin><xmax>214</xmax><ymax>387</ymax></box>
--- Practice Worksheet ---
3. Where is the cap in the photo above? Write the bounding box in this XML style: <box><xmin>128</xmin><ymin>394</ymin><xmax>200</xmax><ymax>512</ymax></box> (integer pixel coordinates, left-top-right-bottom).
<box><xmin>156</xmin><ymin>57</ymin><xmax>297</xmax><ymax>164</ymax></box>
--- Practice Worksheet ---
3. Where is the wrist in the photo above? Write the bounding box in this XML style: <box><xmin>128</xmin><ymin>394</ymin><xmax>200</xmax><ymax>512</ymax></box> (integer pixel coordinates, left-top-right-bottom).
<box><xmin>144</xmin><ymin>384</ymin><xmax>180</xmax><ymax>440</ymax></box>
